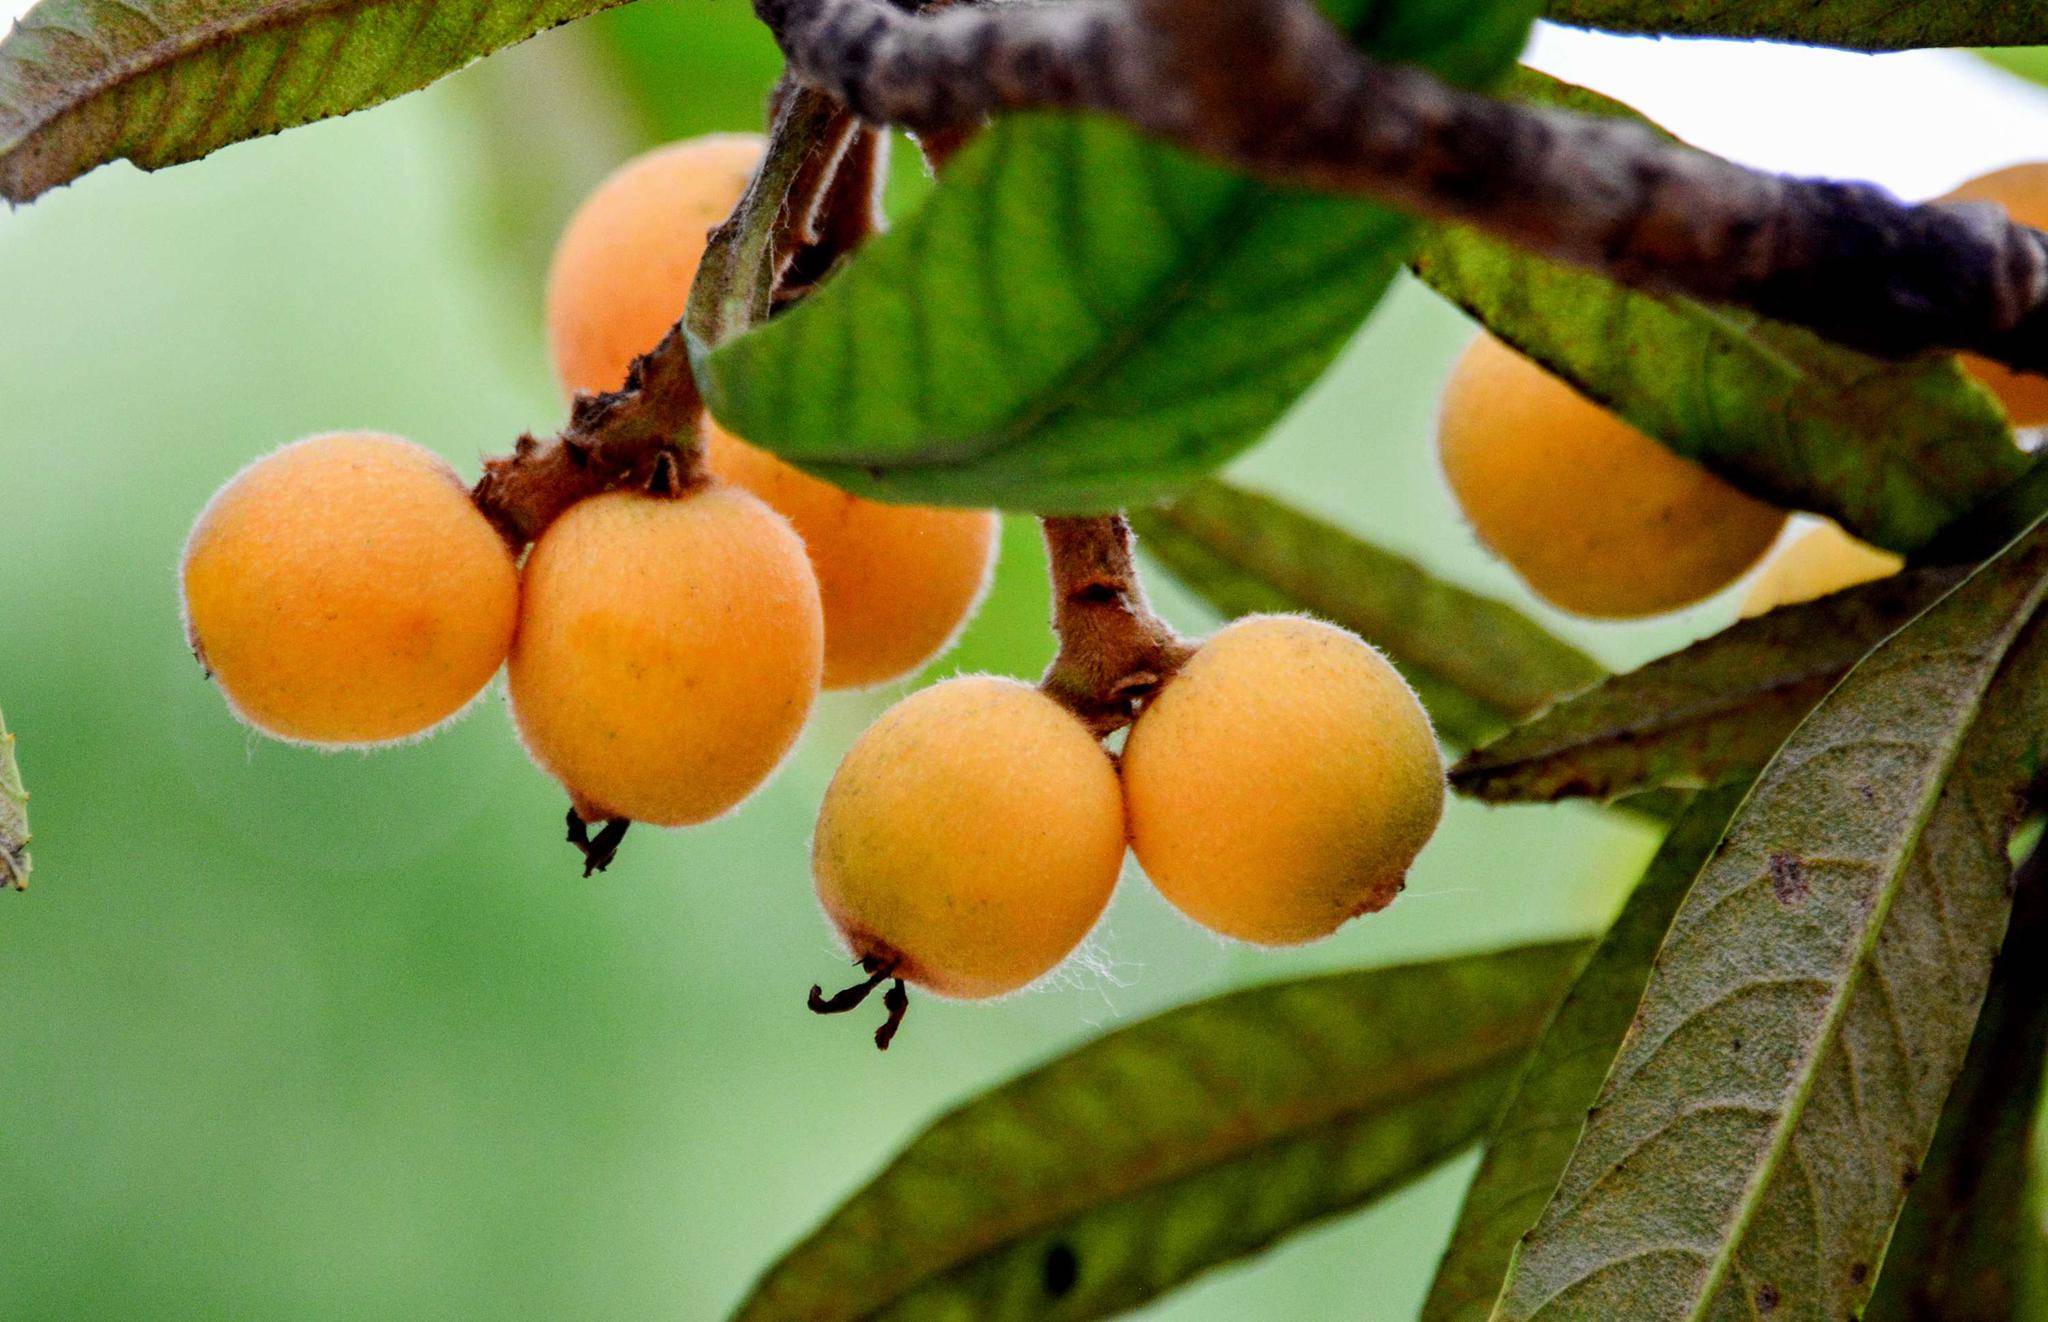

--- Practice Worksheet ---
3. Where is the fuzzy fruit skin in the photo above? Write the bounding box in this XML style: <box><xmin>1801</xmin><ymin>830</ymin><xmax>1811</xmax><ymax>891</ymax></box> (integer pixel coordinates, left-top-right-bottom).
<box><xmin>508</xmin><ymin>485</ymin><xmax>823</xmax><ymax>827</ymax></box>
<box><xmin>706</xmin><ymin>424</ymin><xmax>998</xmax><ymax>689</ymax></box>
<box><xmin>181</xmin><ymin>432</ymin><xmax>519</xmax><ymax>746</ymax></box>
<box><xmin>1122</xmin><ymin>615</ymin><xmax>1444</xmax><ymax>946</ymax></box>
<box><xmin>1941</xmin><ymin>164</ymin><xmax>2048</xmax><ymax>427</ymax></box>
<box><xmin>547</xmin><ymin>135</ymin><xmax>997</xmax><ymax>686</ymax></box>
<box><xmin>812</xmin><ymin>676</ymin><xmax>1125</xmax><ymax>999</ymax></box>
<box><xmin>1438</xmin><ymin>333</ymin><xmax>1787</xmax><ymax>619</ymax></box>
<box><xmin>1740</xmin><ymin>522</ymin><xmax>1903</xmax><ymax>617</ymax></box>
<box><xmin>546</xmin><ymin>133</ymin><xmax>764</xmax><ymax>398</ymax></box>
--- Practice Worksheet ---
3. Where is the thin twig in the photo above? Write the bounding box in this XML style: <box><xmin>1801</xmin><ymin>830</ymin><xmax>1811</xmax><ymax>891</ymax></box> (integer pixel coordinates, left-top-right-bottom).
<box><xmin>1039</xmin><ymin>515</ymin><xmax>1193</xmax><ymax>737</ymax></box>
<box><xmin>758</xmin><ymin>0</ymin><xmax>2048</xmax><ymax>374</ymax></box>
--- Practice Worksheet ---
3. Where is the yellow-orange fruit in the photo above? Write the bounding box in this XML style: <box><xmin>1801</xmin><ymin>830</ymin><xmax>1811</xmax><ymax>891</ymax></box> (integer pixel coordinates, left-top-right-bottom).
<box><xmin>548</xmin><ymin>136</ymin><xmax>998</xmax><ymax>686</ymax></box>
<box><xmin>812</xmin><ymin>676</ymin><xmax>1125</xmax><ymax>999</ymax></box>
<box><xmin>547</xmin><ymin>133</ymin><xmax>764</xmax><ymax>397</ymax></box>
<box><xmin>1121</xmin><ymin>615</ymin><xmax>1443</xmax><ymax>946</ymax></box>
<box><xmin>1941</xmin><ymin>164</ymin><xmax>2048</xmax><ymax>427</ymax></box>
<box><xmin>1438</xmin><ymin>333</ymin><xmax>1788</xmax><ymax>618</ymax></box>
<box><xmin>180</xmin><ymin>432</ymin><xmax>519</xmax><ymax>746</ymax></box>
<box><xmin>508</xmin><ymin>485</ymin><xmax>823</xmax><ymax>826</ymax></box>
<box><xmin>1740</xmin><ymin>522</ymin><xmax>1904</xmax><ymax>617</ymax></box>
<box><xmin>706</xmin><ymin>424</ymin><xmax>998</xmax><ymax>688</ymax></box>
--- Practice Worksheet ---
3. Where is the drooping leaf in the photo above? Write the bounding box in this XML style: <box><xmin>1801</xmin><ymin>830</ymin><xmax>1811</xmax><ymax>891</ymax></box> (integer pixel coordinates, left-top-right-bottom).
<box><xmin>1421</xmin><ymin>783</ymin><xmax>1746</xmax><ymax>1322</ymax></box>
<box><xmin>1130</xmin><ymin>480</ymin><xmax>1605</xmax><ymax>749</ymax></box>
<box><xmin>698</xmin><ymin>0</ymin><xmax>1536</xmax><ymax>511</ymax></box>
<box><xmin>1547</xmin><ymin>0</ymin><xmax>2048</xmax><ymax>50</ymax></box>
<box><xmin>730</xmin><ymin>942</ymin><xmax>1585</xmax><ymax>1322</ymax></box>
<box><xmin>0</xmin><ymin>0</ymin><xmax>630</xmax><ymax>204</ymax></box>
<box><xmin>1413</xmin><ymin>71</ymin><xmax>2025</xmax><ymax>553</ymax></box>
<box><xmin>0</xmin><ymin>706</ymin><xmax>27</xmax><ymax>889</ymax></box>
<box><xmin>1450</xmin><ymin>566</ymin><xmax>1964</xmax><ymax>806</ymax></box>
<box><xmin>1496</xmin><ymin>520</ymin><xmax>2048</xmax><ymax>1321</ymax></box>
<box><xmin>1865</xmin><ymin>840</ymin><xmax>2048</xmax><ymax>1322</ymax></box>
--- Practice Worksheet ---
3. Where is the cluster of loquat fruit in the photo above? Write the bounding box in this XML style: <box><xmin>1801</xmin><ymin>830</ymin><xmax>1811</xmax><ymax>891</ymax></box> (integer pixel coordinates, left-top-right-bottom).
<box><xmin>1436</xmin><ymin>163</ymin><xmax>2048</xmax><ymax>622</ymax></box>
<box><xmin>178</xmin><ymin>132</ymin><xmax>1445</xmax><ymax>1046</ymax></box>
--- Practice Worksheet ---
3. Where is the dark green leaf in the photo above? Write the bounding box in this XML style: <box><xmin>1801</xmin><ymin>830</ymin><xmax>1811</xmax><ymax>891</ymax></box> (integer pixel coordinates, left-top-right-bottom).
<box><xmin>730</xmin><ymin>942</ymin><xmax>1585</xmax><ymax>1322</ymax></box>
<box><xmin>1413</xmin><ymin>71</ymin><xmax>2025</xmax><ymax>553</ymax></box>
<box><xmin>1547</xmin><ymin>0</ymin><xmax>2048</xmax><ymax>50</ymax></box>
<box><xmin>0</xmin><ymin>0</ymin><xmax>630</xmax><ymax>204</ymax></box>
<box><xmin>698</xmin><ymin>0</ymin><xmax>1534</xmax><ymax>512</ymax></box>
<box><xmin>1496</xmin><ymin>520</ymin><xmax>2048</xmax><ymax>1320</ymax></box>
<box><xmin>1865</xmin><ymin>840</ymin><xmax>2048</xmax><ymax>1322</ymax></box>
<box><xmin>1422</xmin><ymin>783</ymin><xmax>1747</xmax><ymax>1322</ymax></box>
<box><xmin>1451</xmin><ymin>566</ymin><xmax>1964</xmax><ymax>806</ymax></box>
<box><xmin>1130</xmin><ymin>479</ymin><xmax>1604</xmax><ymax>749</ymax></box>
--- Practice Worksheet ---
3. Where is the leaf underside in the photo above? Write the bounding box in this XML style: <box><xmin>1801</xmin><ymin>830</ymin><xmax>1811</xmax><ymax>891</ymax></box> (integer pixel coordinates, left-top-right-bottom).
<box><xmin>1415</xmin><ymin>70</ymin><xmax>2025</xmax><ymax>554</ymax></box>
<box><xmin>1543</xmin><ymin>0</ymin><xmax>2048</xmax><ymax>51</ymax></box>
<box><xmin>0</xmin><ymin>0</ymin><xmax>629</xmax><ymax>203</ymax></box>
<box><xmin>1421</xmin><ymin>783</ymin><xmax>1747</xmax><ymax>1322</ymax></box>
<box><xmin>1497</xmin><ymin>520</ymin><xmax>2048</xmax><ymax>1321</ymax></box>
<box><xmin>1865</xmin><ymin>841</ymin><xmax>2048</xmax><ymax>1322</ymax></box>
<box><xmin>699</xmin><ymin>0</ymin><xmax>1536</xmax><ymax>511</ymax></box>
<box><xmin>729</xmin><ymin>942</ymin><xmax>1585</xmax><ymax>1322</ymax></box>
<box><xmin>1131</xmin><ymin>480</ymin><xmax>1605</xmax><ymax>750</ymax></box>
<box><xmin>1450</xmin><ymin>566</ymin><xmax>1965</xmax><ymax>807</ymax></box>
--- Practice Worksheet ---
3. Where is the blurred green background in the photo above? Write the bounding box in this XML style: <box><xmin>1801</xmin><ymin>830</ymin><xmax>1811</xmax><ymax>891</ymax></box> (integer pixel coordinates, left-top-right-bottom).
<box><xmin>0</xmin><ymin>3</ymin><xmax>1799</xmax><ymax>1316</ymax></box>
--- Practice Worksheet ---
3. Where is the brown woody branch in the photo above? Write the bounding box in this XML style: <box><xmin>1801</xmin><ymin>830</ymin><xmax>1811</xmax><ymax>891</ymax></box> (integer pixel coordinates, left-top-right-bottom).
<box><xmin>757</xmin><ymin>0</ymin><xmax>2048</xmax><ymax>374</ymax></box>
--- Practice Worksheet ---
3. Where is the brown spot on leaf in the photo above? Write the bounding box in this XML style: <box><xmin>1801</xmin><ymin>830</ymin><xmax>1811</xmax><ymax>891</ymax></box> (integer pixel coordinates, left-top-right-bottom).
<box><xmin>1769</xmin><ymin>852</ymin><xmax>1809</xmax><ymax>905</ymax></box>
<box><xmin>1850</xmin><ymin>1262</ymin><xmax>1869</xmax><ymax>1285</ymax></box>
<box><xmin>1756</xmin><ymin>1282</ymin><xmax>1780</xmax><ymax>1312</ymax></box>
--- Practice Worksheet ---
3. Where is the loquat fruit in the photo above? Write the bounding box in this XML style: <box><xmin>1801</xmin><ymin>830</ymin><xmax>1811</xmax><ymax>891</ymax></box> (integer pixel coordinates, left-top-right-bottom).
<box><xmin>811</xmin><ymin>676</ymin><xmax>1125</xmax><ymax>1000</ymax></box>
<box><xmin>507</xmin><ymin>483</ymin><xmax>823</xmax><ymax>827</ymax></box>
<box><xmin>1438</xmin><ymin>332</ymin><xmax>1787</xmax><ymax>619</ymax></box>
<box><xmin>705</xmin><ymin>424</ymin><xmax>997</xmax><ymax>689</ymax></box>
<box><xmin>1739</xmin><ymin>521</ymin><xmax>1903</xmax><ymax>617</ymax></box>
<box><xmin>181</xmin><ymin>432</ymin><xmax>519</xmax><ymax>746</ymax></box>
<box><xmin>1121</xmin><ymin>615</ymin><xmax>1443</xmax><ymax>946</ymax></box>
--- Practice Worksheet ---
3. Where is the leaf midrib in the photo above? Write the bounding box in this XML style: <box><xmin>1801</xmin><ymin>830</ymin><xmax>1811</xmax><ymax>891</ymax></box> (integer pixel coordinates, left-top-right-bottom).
<box><xmin>1679</xmin><ymin>584</ymin><xmax>2048</xmax><ymax>1317</ymax></box>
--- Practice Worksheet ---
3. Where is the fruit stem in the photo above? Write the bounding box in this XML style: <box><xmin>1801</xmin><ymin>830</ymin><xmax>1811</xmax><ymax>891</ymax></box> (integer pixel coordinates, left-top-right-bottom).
<box><xmin>470</xmin><ymin>79</ymin><xmax>865</xmax><ymax>552</ymax></box>
<box><xmin>1039</xmin><ymin>515</ymin><xmax>1195</xmax><ymax>738</ymax></box>
<box><xmin>0</xmin><ymin>706</ymin><xmax>29</xmax><ymax>891</ymax></box>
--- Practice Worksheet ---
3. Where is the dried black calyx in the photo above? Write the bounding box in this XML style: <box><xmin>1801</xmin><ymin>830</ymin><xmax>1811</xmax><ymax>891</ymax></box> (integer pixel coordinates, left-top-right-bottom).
<box><xmin>808</xmin><ymin>954</ymin><xmax>911</xmax><ymax>1050</ymax></box>
<box><xmin>565</xmin><ymin>808</ymin><xmax>631</xmax><ymax>877</ymax></box>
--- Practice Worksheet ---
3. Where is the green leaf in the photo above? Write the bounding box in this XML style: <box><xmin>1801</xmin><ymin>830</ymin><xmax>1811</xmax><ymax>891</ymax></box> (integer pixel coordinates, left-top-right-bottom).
<box><xmin>1865</xmin><ymin>841</ymin><xmax>2048</xmax><ymax>1322</ymax></box>
<box><xmin>1422</xmin><ymin>783</ymin><xmax>1747</xmax><ymax>1322</ymax></box>
<box><xmin>698</xmin><ymin>0</ymin><xmax>1535</xmax><ymax>512</ymax></box>
<box><xmin>0</xmin><ymin>0</ymin><xmax>628</xmax><ymax>203</ymax></box>
<box><xmin>0</xmin><ymin>706</ymin><xmax>27</xmax><ymax>889</ymax></box>
<box><xmin>1413</xmin><ymin>71</ymin><xmax>2025</xmax><ymax>553</ymax></box>
<box><xmin>1450</xmin><ymin>566</ymin><xmax>1965</xmax><ymax>807</ymax></box>
<box><xmin>1130</xmin><ymin>479</ymin><xmax>1604</xmax><ymax>750</ymax></box>
<box><xmin>730</xmin><ymin>942</ymin><xmax>1585</xmax><ymax>1322</ymax></box>
<box><xmin>1547</xmin><ymin>0</ymin><xmax>2048</xmax><ymax>50</ymax></box>
<box><xmin>1495</xmin><ymin>519</ymin><xmax>2048</xmax><ymax>1321</ymax></box>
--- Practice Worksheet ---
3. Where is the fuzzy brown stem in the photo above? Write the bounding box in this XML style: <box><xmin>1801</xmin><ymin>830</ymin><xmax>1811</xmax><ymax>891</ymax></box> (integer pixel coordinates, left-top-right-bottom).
<box><xmin>757</xmin><ymin>0</ymin><xmax>2048</xmax><ymax>374</ymax></box>
<box><xmin>470</xmin><ymin>82</ymin><xmax>856</xmax><ymax>549</ymax></box>
<box><xmin>1039</xmin><ymin>515</ymin><xmax>1193</xmax><ymax>738</ymax></box>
